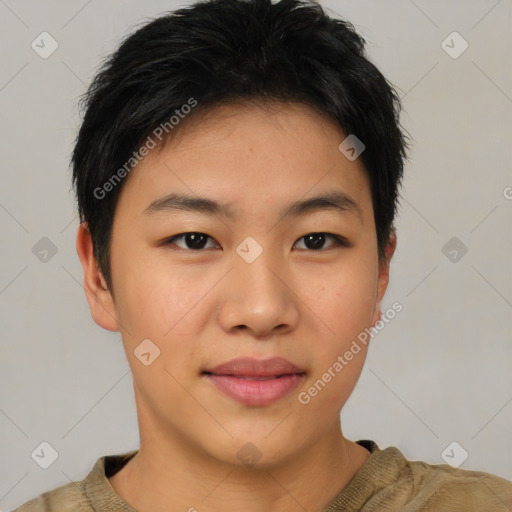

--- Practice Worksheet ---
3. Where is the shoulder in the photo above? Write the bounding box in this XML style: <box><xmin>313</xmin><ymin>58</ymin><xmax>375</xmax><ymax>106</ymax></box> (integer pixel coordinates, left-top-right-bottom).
<box><xmin>347</xmin><ymin>441</ymin><xmax>512</xmax><ymax>511</ymax></box>
<box><xmin>10</xmin><ymin>450</ymin><xmax>138</xmax><ymax>512</ymax></box>
<box><xmin>10</xmin><ymin>480</ymin><xmax>92</xmax><ymax>512</ymax></box>
<box><xmin>395</xmin><ymin>449</ymin><xmax>512</xmax><ymax>510</ymax></box>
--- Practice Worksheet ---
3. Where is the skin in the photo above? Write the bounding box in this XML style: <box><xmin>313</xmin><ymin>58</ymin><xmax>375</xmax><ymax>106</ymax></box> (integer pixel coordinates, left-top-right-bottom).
<box><xmin>76</xmin><ymin>100</ymin><xmax>397</xmax><ymax>512</ymax></box>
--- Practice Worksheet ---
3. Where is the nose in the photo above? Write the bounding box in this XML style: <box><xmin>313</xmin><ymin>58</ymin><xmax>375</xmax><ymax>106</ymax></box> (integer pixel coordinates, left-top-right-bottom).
<box><xmin>216</xmin><ymin>246</ymin><xmax>300</xmax><ymax>339</ymax></box>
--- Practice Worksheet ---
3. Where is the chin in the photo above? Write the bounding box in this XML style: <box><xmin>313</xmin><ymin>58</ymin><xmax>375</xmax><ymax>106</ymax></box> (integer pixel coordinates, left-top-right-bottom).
<box><xmin>200</xmin><ymin>429</ymin><xmax>310</xmax><ymax>471</ymax></box>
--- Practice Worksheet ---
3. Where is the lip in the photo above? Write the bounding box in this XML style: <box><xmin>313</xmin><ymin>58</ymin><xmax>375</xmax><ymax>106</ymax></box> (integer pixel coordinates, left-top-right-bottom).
<box><xmin>203</xmin><ymin>357</ymin><xmax>306</xmax><ymax>406</ymax></box>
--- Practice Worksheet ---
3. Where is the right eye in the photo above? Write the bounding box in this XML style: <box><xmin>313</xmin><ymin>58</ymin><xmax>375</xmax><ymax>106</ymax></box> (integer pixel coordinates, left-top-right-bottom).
<box><xmin>164</xmin><ymin>232</ymin><xmax>220</xmax><ymax>251</ymax></box>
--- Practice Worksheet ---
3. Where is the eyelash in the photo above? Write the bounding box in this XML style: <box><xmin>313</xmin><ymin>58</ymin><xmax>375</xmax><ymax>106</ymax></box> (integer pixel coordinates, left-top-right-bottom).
<box><xmin>163</xmin><ymin>232</ymin><xmax>352</xmax><ymax>252</ymax></box>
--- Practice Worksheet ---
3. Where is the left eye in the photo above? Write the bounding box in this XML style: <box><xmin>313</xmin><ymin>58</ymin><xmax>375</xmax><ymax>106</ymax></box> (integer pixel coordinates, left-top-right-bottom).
<box><xmin>293</xmin><ymin>233</ymin><xmax>350</xmax><ymax>251</ymax></box>
<box><xmin>165</xmin><ymin>232</ymin><xmax>350</xmax><ymax>251</ymax></box>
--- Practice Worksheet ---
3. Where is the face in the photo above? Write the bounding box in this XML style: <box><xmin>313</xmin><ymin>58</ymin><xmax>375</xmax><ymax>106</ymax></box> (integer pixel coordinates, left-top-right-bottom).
<box><xmin>78</xmin><ymin>101</ymin><xmax>395</xmax><ymax>468</ymax></box>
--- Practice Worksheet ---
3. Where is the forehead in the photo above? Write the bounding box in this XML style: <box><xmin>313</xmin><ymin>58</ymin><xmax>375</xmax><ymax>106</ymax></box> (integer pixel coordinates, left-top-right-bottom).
<box><xmin>114</xmin><ymin>101</ymin><xmax>372</xmax><ymax>221</ymax></box>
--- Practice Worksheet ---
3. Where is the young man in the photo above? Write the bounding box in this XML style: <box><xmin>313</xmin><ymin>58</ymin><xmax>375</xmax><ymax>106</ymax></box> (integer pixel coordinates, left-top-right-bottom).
<box><xmin>13</xmin><ymin>0</ymin><xmax>512</xmax><ymax>510</ymax></box>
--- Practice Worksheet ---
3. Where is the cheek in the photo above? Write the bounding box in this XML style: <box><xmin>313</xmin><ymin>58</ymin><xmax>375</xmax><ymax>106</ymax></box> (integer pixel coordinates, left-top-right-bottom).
<box><xmin>299</xmin><ymin>272</ymin><xmax>374</xmax><ymax>414</ymax></box>
<box><xmin>334</xmin><ymin>276</ymin><xmax>376</xmax><ymax>334</ymax></box>
<box><xmin>297</xmin><ymin>259</ymin><xmax>376</xmax><ymax>408</ymax></box>
<box><xmin>111</xmin><ymin>252</ymin><xmax>212</xmax><ymax>366</ymax></box>
<box><xmin>110</xmin><ymin>251</ymin><xmax>178</xmax><ymax>337</ymax></box>
<box><xmin>306</xmin><ymin>261</ymin><xmax>377</xmax><ymax>342</ymax></box>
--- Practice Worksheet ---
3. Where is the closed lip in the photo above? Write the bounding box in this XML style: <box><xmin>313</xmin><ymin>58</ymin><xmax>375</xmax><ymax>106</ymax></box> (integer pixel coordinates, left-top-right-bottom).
<box><xmin>203</xmin><ymin>356</ymin><xmax>306</xmax><ymax>378</ymax></box>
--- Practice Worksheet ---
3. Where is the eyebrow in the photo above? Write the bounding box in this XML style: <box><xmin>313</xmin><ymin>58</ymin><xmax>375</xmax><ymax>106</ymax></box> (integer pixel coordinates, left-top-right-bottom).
<box><xmin>143</xmin><ymin>191</ymin><xmax>363</xmax><ymax>223</ymax></box>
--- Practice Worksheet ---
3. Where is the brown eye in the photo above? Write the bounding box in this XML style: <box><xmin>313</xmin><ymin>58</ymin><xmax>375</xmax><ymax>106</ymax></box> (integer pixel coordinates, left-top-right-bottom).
<box><xmin>166</xmin><ymin>232</ymin><xmax>219</xmax><ymax>250</ymax></box>
<box><xmin>293</xmin><ymin>233</ymin><xmax>351</xmax><ymax>251</ymax></box>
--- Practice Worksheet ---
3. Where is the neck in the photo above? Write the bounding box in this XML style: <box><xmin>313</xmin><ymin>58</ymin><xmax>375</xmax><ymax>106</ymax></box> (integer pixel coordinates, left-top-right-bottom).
<box><xmin>109</xmin><ymin>417</ymin><xmax>370</xmax><ymax>512</ymax></box>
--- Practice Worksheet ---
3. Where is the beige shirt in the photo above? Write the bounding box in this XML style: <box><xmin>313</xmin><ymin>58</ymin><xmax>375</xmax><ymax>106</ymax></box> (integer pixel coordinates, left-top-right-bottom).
<box><xmin>12</xmin><ymin>440</ymin><xmax>512</xmax><ymax>511</ymax></box>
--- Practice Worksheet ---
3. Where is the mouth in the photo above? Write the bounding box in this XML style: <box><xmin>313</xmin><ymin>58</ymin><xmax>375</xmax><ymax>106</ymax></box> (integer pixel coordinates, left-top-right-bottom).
<box><xmin>202</xmin><ymin>357</ymin><xmax>306</xmax><ymax>406</ymax></box>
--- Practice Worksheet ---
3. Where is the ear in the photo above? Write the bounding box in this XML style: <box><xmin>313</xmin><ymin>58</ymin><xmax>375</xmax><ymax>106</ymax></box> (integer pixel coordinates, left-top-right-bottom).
<box><xmin>370</xmin><ymin>229</ymin><xmax>397</xmax><ymax>327</ymax></box>
<box><xmin>76</xmin><ymin>222</ymin><xmax>119</xmax><ymax>332</ymax></box>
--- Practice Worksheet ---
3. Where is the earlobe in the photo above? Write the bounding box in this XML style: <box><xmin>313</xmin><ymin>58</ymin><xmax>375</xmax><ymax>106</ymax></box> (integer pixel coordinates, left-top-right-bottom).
<box><xmin>370</xmin><ymin>307</ymin><xmax>382</xmax><ymax>328</ymax></box>
<box><xmin>377</xmin><ymin>230</ymin><xmax>397</xmax><ymax>300</ymax></box>
<box><xmin>372</xmin><ymin>230</ymin><xmax>397</xmax><ymax>326</ymax></box>
<box><xmin>75</xmin><ymin>222</ymin><xmax>119</xmax><ymax>332</ymax></box>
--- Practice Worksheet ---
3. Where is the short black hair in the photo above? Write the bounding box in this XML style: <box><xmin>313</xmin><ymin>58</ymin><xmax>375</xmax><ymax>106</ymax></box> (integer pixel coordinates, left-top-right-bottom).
<box><xmin>72</xmin><ymin>0</ymin><xmax>409</xmax><ymax>294</ymax></box>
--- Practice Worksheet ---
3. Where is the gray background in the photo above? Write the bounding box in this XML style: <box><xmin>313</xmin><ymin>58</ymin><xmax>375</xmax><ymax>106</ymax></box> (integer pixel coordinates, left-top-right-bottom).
<box><xmin>1</xmin><ymin>0</ymin><xmax>511</xmax><ymax>509</ymax></box>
